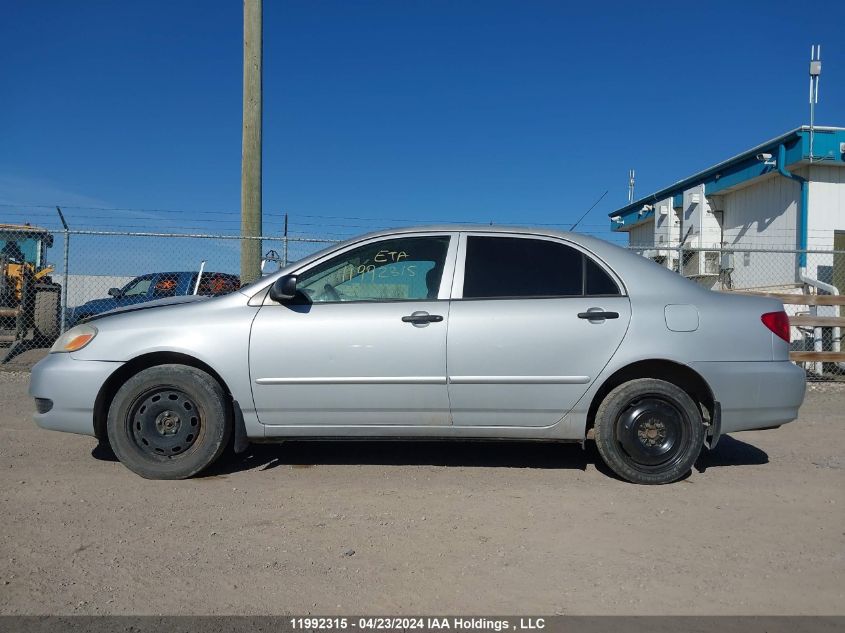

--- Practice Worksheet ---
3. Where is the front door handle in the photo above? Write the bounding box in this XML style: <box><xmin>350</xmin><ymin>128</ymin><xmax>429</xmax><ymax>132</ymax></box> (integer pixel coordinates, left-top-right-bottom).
<box><xmin>401</xmin><ymin>311</ymin><xmax>443</xmax><ymax>325</ymax></box>
<box><xmin>577</xmin><ymin>309</ymin><xmax>619</xmax><ymax>321</ymax></box>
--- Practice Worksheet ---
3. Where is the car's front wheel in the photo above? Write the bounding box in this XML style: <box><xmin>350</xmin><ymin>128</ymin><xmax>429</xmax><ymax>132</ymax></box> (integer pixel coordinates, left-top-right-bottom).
<box><xmin>107</xmin><ymin>364</ymin><xmax>231</xmax><ymax>479</ymax></box>
<box><xmin>593</xmin><ymin>378</ymin><xmax>705</xmax><ymax>485</ymax></box>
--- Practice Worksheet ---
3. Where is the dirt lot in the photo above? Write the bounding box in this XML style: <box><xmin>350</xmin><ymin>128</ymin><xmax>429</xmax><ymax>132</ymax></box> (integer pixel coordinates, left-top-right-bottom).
<box><xmin>0</xmin><ymin>369</ymin><xmax>843</xmax><ymax>615</ymax></box>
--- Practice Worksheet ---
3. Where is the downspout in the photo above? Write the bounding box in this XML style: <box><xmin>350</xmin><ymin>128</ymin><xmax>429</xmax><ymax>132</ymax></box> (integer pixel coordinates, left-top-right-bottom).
<box><xmin>776</xmin><ymin>143</ymin><xmax>808</xmax><ymax>270</ymax></box>
<box><xmin>775</xmin><ymin>143</ymin><xmax>842</xmax><ymax>370</ymax></box>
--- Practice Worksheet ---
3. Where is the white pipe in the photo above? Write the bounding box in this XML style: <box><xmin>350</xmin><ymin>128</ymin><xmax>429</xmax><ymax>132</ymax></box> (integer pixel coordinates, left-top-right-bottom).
<box><xmin>193</xmin><ymin>260</ymin><xmax>206</xmax><ymax>295</ymax></box>
<box><xmin>799</xmin><ymin>267</ymin><xmax>842</xmax><ymax>372</ymax></box>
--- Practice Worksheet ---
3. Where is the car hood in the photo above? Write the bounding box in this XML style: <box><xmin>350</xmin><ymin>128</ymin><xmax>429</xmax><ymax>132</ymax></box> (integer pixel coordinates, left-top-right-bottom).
<box><xmin>76</xmin><ymin>296</ymin><xmax>143</xmax><ymax>313</ymax></box>
<box><xmin>82</xmin><ymin>294</ymin><xmax>210</xmax><ymax>323</ymax></box>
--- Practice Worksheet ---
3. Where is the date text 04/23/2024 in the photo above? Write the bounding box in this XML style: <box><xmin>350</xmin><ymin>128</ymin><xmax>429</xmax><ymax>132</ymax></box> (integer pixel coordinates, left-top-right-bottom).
<box><xmin>290</xmin><ymin>618</ymin><xmax>546</xmax><ymax>631</ymax></box>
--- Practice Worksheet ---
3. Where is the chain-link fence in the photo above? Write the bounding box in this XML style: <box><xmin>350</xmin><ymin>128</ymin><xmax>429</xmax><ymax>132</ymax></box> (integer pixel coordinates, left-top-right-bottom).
<box><xmin>0</xmin><ymin>228</ymin><xmax>341</xmax><ymax>362</ymax></box>
<box><xmin>2</xmin><ymin>227</ymin><xmax>842</xmax><ymax>381</ymax></box>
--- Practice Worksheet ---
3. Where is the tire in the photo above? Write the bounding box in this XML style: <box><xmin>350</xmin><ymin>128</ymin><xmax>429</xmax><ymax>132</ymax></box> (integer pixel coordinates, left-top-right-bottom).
<box><xmin>33</xmin><ymin>286</ymin><xmax>60</xmax><ymax>343</ymax></box>
<box><xmin>107</xmin><ymin>364</ymin><xmax>232</xmax><ymax>479</ymax></box>
<box><xmin>593</xmin><ymin>378</ymin><xmax>705</xmax><ymax>485</ymax></box>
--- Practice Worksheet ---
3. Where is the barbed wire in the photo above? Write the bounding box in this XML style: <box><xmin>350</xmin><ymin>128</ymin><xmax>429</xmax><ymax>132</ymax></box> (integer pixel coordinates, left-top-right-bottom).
<box><xmin>2</xmin><ymin>201</ymin><xmax>840</xmax><ymax>258</ymax></box>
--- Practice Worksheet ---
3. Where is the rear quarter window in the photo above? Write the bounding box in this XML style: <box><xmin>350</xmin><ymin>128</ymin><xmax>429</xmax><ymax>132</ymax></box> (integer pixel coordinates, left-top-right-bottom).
<box><xmin>585</xmin><ymin>257</ymin><xmax>620</xmax><ymax>295</ymax></box>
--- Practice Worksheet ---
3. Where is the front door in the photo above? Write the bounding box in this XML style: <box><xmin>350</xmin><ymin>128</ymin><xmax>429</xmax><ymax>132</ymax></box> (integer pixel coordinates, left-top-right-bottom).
<box><xmin>447</xmin><ymin>233</ymin><xmax>631</xmax><ymax>427</ymax></box>
<box><xmin>249</xmin><ymin>233</ymin><xmax>457</xmax><ymax>427</ymax></box>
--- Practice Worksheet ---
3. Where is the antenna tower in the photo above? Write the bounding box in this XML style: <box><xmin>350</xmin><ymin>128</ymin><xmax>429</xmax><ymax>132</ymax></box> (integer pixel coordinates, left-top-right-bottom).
<box><xmin>809</xmin><ymin>45</ymin><xmax>821</xmax><ymax>162</ymax></box>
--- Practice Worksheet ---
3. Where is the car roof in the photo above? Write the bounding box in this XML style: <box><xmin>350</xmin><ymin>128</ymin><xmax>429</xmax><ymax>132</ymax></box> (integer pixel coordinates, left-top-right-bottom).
<box><xmin>319</xmin><ymin>223</ymin><xmax>618</xmax><ymax>253</ymax></box>
<box><xmin>132</xmin><ymin>271</ymin><xmax>238</xmax><ymax>278</ymax></box>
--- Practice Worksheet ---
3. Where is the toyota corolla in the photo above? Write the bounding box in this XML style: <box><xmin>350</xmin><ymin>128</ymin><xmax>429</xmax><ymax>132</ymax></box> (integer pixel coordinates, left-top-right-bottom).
<box><xmin>29</xmin><ymin>226</ymin><xmax>806</xmax><ymax>484</ymax></box>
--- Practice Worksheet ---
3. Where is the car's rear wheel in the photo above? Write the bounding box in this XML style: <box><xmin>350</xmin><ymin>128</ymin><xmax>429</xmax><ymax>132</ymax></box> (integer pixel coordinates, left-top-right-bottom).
<box><xmin>593</xmin><ymin>378</ymin><xmax>705</xmax><ymax>484</ymax></box>
<box><xmin>107</xmin><ymin>364</ymin><xmax>231</xmax><ymax>479</ymax></box>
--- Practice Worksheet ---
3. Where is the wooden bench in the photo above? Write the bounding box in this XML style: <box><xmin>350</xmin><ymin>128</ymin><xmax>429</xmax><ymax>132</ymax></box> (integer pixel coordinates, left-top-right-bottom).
<box><xmin>789</xmin><ymin>351</ymin><xmax>845</xmax><ymax>362</ymax></box>
<box><xmin>728</xmin><ymin>291</ymin><xmax>845</xmax><ymax>307</ymax></box>
<box><xmin>789</xmin><ymin>315</ymin><xmax>845</xmax><ymax>327</ymax></box>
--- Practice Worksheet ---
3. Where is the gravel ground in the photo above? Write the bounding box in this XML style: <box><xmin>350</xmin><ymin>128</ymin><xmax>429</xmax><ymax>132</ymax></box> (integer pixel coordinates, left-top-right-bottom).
<box><xmin>0</xmin><ymin>370</ymin><xmax>842</xmax><ymax>615</ymax></box>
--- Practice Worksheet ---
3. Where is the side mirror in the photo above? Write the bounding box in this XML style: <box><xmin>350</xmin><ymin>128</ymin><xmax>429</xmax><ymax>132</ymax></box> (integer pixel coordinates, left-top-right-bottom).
<box><xmin>107</xmin><ymin>287</ymin><xmax>123</xmax><ymax>298</ymax></box>
<box><xmin>268</xmin><ymin>274</ymin><xmax>298</xmax><ymax>302</ymax></box>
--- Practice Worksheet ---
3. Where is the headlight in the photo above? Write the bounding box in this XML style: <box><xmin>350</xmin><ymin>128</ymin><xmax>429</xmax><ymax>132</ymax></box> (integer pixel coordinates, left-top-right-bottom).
<box><xmin>51</xmin><ymin>324</ymin><xmax>98</xmax><ymax>353</ymax></box>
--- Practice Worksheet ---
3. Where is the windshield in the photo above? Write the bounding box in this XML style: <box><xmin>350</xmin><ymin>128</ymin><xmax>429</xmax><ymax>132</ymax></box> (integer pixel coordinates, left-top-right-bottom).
<box><xmin>0</xmin><ymin>236</ymin><xmax>39</xmax><ymax>265</ymax></box>
<box><xmin>122</xmin><ymin>277</ymin><xmax>153</xmax><ymax>297</ymax></box>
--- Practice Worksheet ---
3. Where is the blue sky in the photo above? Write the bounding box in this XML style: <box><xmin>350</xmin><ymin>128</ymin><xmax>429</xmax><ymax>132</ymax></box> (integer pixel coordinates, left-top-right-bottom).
<box><xmin>2</xmin><ymin>0</ymin><xmax>844</xmax><ymax>242</ymax></box>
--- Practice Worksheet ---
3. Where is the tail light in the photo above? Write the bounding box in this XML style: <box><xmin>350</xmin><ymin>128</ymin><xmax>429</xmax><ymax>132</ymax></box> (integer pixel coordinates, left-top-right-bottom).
<box><xmin>761</xmin><ymin>311</ymin><xmax>790</xmax><ymax>343</ymax></box>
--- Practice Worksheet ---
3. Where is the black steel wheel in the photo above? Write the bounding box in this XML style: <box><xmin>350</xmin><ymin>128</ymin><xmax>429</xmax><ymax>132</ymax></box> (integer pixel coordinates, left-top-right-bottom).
<box><xmin>594</xmin><ymin>378</ymin><xmax>705</xmax><ymax>484</ymax></box>
<box><xmin>128</xmin><ymin>388</ymin><xmax>202</xmax><ymax>458</ymax></box>
<box><xmin>107</xmin><ymin>364</ymin><xmax>231</xmax><ymax>479</ymax></box>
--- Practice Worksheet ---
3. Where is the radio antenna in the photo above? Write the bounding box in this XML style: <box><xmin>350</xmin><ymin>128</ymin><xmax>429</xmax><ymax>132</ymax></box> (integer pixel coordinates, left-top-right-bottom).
<box><xmin>569</xmin><ymin>190</ymin><xmax>609</xmax><ymax>231</ymax></box>
<box><xmin>809</xmin><ymin>45</ymin><xmax>821</xmax><ymax>162</ymax></box>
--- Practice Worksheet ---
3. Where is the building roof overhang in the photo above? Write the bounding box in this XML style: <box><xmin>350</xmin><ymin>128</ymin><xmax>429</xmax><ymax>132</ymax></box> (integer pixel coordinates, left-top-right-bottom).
<box><xmin>609</xmin><ymin>126</ymin><xmax>845</xmax><ymax>232</ymax></box>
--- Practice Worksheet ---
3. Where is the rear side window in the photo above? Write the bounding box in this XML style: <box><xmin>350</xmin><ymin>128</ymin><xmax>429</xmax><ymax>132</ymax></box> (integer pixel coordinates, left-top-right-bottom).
<box><xmin>197</xmin><ymin>274</ymin><xmax>240</xmax><ymax>296</ymax></box>
<box><xmin>153</xmin><ymin>274</ymin><xmax>180</xmax><ymax>297</ymax></box>
<box><xmin>462</xmin><ymin>236</ymin><xmax>620</xmax><ymax>299</ymax></box>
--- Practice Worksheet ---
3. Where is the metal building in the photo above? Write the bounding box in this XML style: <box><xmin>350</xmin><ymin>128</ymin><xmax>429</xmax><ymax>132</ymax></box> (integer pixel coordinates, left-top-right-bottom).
<box><xmin>608</xmin><ymin>126</ymin><xmax>845</xmax><ymax>293</ymax></box>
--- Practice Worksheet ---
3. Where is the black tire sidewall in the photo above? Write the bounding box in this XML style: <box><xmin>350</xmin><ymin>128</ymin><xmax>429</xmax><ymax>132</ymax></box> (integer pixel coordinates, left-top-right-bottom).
<box><xmin>107</xmin><ymin>364</ymin><xmax>231</xmax><ymax>479</ymax></box>
<box><xmin>33</xmin><ymin>288</ymin><xmax>60</xmax><ymax>341</ymax></box>
<box><xmin>594</xmin><ymin>378</ymin><xmax>705</xmax><ymax>485</ymax></box>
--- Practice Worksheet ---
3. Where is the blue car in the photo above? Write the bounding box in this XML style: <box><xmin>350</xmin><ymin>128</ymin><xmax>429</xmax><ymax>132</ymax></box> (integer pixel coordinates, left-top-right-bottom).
<box><xmin>70</xmin><ymin>271</ymin><xmax>240</xmax><ymax>325</ymax></box>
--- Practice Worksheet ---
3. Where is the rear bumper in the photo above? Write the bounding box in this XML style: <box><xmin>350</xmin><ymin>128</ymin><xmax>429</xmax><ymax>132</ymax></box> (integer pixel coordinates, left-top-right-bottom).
<box><xmin>691</xmin><ymin>361</ymin><xmax>806</xmax><ymax>433</ymax></box>
<box><xmin>28</xmin><ymin>352</ymin><xmax>122</xmax><ymax>437</ymax></box>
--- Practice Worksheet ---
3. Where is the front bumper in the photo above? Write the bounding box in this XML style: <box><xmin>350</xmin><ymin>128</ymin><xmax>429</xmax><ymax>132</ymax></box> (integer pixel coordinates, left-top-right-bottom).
<box><xmin>690</xmin><ymin>360</ymin><xmax>806</xmax><ymax>434</ymax></box>
<box><xmin>29</xmin><ymin>352</ymin><xmax>123</xmax><ymax>437</ymax></box>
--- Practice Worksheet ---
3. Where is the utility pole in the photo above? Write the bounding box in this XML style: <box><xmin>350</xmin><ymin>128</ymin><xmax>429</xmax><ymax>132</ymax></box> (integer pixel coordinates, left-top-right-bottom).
<box><xmin>240</xmin><ymin>0</ymin><xmax>263</xmax><ymax>284</ymax></box>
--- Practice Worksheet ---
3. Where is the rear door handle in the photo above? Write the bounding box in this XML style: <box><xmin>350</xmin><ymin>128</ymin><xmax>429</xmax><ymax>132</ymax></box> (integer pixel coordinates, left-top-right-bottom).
<box><xmin>577</xmin><ymin>310</ymin><xmax>619</xmax><ymax>320</ymax></box>
<box><xmin>402</xmin><ymin>312</ymin><xmax>443</xmax><ymax>324</ymax></box>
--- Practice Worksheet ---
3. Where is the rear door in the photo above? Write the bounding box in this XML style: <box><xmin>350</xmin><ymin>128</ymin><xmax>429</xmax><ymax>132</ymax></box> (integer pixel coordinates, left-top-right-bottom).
<box><xmin>447</xmin><ymin>233</ymin><xmax>631</xmax><ymax>427</ymax></box>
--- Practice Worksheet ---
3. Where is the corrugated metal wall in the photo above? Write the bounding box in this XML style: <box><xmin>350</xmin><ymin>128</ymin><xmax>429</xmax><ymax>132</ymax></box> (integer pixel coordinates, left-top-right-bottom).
<box><xmin>719</xmin><ymin>174</ymin><xmax>800</xmax><ymax>288</ymax></box>
<box><xmin>627</xmin><ymin>222</ymin><xmax>654</xmax><ymax>248</ymax></box>
<box><xmin>66</xmin><ymin>275</ymin><xmax>135</xmax><ymax>308</ymax></box>
<box><xmin>807</xmin><ymin>164</ymin><xmax>845</xmax><ymax>250</ymax></box>
<box><xmin>720</xmin><ymin>173</ymin><xmax>800</xmax><ymax>248</ymax></box>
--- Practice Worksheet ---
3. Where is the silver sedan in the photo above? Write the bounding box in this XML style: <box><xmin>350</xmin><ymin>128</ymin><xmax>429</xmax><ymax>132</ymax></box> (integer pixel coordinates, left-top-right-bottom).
<box><xmin>30</xmin><ymin>226</ymin><xmax>806</xmax><ymax>484</ymax></box>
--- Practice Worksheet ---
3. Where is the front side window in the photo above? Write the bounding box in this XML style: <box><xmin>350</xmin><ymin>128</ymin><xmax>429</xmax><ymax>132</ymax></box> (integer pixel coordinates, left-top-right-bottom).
<box><xmin>462</xmin><ymin>236</ymin><xmax>619</xmax><ymax>299</ymax></box>
<box><xmin>296</xmin><ymin>236</ymin><xmax>450</xmax><ymax>303</ymax></box>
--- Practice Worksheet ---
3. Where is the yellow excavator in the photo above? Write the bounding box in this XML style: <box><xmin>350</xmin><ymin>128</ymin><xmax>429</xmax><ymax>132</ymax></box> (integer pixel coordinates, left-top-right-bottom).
<box><xmin>1</xmin><ymin>224</ymin><xmax>61</xmax><ymax>362</ymax></box>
